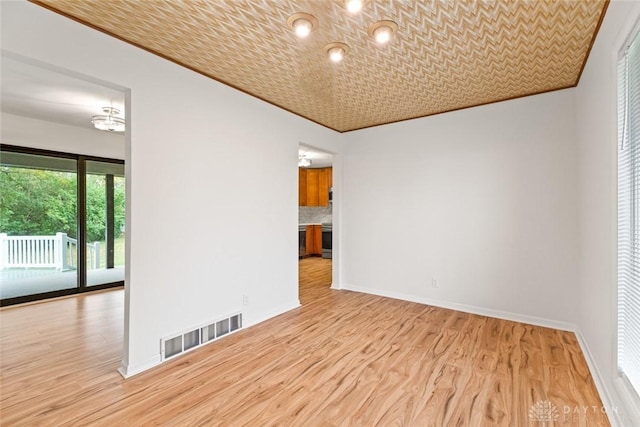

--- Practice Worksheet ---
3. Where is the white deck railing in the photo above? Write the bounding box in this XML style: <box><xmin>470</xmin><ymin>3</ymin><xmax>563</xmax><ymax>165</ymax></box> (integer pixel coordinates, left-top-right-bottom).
<box><xmin>0</xmin><ymin>233</ymin><xmax>100</xmax><ymax>271</ymax></box>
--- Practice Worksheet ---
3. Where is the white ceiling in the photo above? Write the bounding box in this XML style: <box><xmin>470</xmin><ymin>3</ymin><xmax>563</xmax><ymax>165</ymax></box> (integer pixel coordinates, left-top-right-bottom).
<box><xmin>299</xmin><ymin>145</ymin><xmax>332</xmax><ymax>168</ymax></box>
<box><xmin>1</xmin><ymin>54</ymin><xmax>125</xmax><ymax>131</ymax></box>
<box><xmin>2</xmin><ymin>54</ymin><xmax>331</xmax><ymax>167</ymax></box>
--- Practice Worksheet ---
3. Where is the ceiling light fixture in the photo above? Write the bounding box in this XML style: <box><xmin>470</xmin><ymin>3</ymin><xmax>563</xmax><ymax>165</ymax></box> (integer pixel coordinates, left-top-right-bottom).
<box><xmin>91</xmin><ymin>107</ymin><xmax>125</xmax><ymax>132</ymax></box>
<box><xmin>298</xmin><ymin>155</ymin><xmax>312</xmax><ymax>167</ymax></box>
<box><xmin>287</xmin><ymin>13</ymin><xmax>318</xmax><ymax>38</ymax></box>
<box><xmin>368</xmin><ymin>20</ymin><xmax>398</xmax><ymax>45</ymax></box>
<box><xmin>344</xmin><ymin>0</ymin><xmax>365</xmax><ymax>14</ymax></box>
<box><xmin>324</xmin><ymin>42</ymin><xmax>350</xmax><ymax>63</ymax></box>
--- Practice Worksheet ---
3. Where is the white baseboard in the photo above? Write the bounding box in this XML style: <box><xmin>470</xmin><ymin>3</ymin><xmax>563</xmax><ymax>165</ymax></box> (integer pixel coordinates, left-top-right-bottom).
<box><xmin>118</xmin><ymin>354</ymin><xmax>162</xmax><ymax>379</ymax></box>
<box><xmin>342</xmin><ymin>284</ymin><xmax>577</xmax><ymax>332</ymax></box>
<box><xmin>574</xmin><ymin>330</ymin><xmax>623</xmax><ymax>427</ymax></box>
<box><xmin>117</xmin><ymin>300</ymin><xmax>301</xmax><ymax>379</ymax></box>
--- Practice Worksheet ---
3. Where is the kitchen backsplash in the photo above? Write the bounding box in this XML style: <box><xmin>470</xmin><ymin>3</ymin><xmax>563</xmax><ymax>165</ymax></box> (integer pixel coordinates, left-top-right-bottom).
<box><xmin>299</xmin><ymin>206</ymin><xmax>332</xmax><ymax>224</ymax></box>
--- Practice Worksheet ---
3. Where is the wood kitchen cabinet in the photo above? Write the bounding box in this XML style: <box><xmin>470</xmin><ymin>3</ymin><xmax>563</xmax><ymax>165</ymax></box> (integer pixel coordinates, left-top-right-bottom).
<box><xmin>299</xmin><ymin>167</ymin><xmax>332</xmax><ymax>207</ymax></box>
<box><xmin>299</xmin><ymin>168</ymin><xmax>307</xmax><ymax>206</ymax></box>
<box><xmin>306</xmin><ymin>169</ymin><xmax>320</xmax><ymax>206</ymax></box>
<box><xmin>318</xmin><ymin>169</ymin><xmax>329</xmax><ymax>206</ymax></box>
<box><xmin>305</xmin><ymin>225</ymin><xmax>322</xmax><ymax>256</ymax></box>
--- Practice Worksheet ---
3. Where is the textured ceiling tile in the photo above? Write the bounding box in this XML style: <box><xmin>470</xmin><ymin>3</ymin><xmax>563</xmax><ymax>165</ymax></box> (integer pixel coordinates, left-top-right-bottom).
<box><xmin>33</xmin><ymin>0</ymin><xmax>608</xmax><ymax>132</ymax></box>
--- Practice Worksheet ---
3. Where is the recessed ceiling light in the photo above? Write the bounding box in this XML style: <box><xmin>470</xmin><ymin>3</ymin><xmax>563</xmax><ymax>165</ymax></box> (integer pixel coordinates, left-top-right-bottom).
<box><xmin>287</xmin><ymin>13</ymin><xmax>318</xmax><ymax>38</ymax></box>
<box><xmin>368</xmin><ymin>20</ymin><xmax>398</xmax><ymax>45</ymax></box>
<box><xmin>324</xmin><ymin>42</ymin><xmax>350</xmax><ymax>63</ymax></box>
<box><xmin>344</xmin><ymin>0</ymin><xmax>365</xmax><ymax>14</ymax></box>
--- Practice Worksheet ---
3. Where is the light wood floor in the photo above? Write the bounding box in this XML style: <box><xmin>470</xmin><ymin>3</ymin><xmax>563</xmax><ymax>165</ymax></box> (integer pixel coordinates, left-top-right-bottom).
<box><xmin>0</xmin><ymin>258</ymin><xmax>608</xmax><ymax>426</ymax></box>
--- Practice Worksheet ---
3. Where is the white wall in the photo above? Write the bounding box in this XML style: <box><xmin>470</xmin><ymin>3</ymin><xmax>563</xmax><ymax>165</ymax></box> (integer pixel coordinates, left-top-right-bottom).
<box><xmin>1</xmin><ymin>112</ymin><xmax>125</xmax><ymax>159</ymax></box>
<box><xmin>1</xmin><ymin>1</ymin><xmax>341</xmax><ymax>376</ymax></box>
<box><xmin>576</xmin><ymin>1</ymin><xmax>640</xmax><ymax>424</ymax></box>
<box><xmin>341</xmin><ymin>89</ymin><xmax>580</xmax><ymax>328</ymax></box>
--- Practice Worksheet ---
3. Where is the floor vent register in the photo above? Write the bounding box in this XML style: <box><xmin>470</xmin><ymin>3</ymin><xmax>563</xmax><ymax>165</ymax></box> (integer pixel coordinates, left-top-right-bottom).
<box><xmin>161</xmin><ymin>313</ymin><xmax>242</xmax><ymax>361</ymax></box>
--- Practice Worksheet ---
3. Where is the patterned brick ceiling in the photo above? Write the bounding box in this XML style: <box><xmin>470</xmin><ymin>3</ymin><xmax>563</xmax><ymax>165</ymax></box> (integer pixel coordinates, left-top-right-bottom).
<box><xmin>32</xmin><ymin>0</ymin><xmax>608</xmax><ymax>132</ymax></box>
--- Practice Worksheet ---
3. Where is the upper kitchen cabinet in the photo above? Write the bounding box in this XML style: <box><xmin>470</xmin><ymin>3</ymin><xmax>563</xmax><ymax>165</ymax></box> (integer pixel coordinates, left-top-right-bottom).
<box><xmin>306</xmin><ymin>169</ymin><xmax>320</xmax><ymax>206</ymax></box>
<box><xmin>299</xmin><ymin>168</ymin><xmax>307</xmax><ymax>206</ymax></box>
<box><xmin>318</xmin><ymin>169</ymin><xmax>329</xmax><ymax>206</ymax></box>
<box><xmin>299</xmin><ymin>167</ymin><xmax>332</xmax><ymax>207</ymax></box>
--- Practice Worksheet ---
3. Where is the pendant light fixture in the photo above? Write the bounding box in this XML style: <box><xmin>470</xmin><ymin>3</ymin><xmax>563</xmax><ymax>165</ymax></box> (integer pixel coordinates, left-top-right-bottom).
<box><xmin>91</xmin><ymin>107</ymin><xmax>125</xmax><ymax>132</ymax></box>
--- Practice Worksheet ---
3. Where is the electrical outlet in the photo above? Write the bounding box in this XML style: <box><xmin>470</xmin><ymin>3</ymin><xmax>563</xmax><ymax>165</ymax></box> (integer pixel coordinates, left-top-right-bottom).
<box><xmin>243</xmin><ymin>295</ymin><xmax>249</xmax><ymax>306</ymax></box>
<box><xmin>431</xmin><ymin>278</ymin><xmax>438</xmax><ymax>288</ymax></box>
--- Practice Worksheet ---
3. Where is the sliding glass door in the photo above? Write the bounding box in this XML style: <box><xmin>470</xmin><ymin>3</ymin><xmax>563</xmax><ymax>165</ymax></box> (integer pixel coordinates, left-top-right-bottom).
<box><xmin>0</xmin><ymin>146</ymin><xmax>125</xmax><ymax>305</ymax></box>
<box><xmin>0</xmin><ymin>151</ymin><xmax>78</xmax><ymax>300</ymax></box>
<box><xmin>85</xmin><ymin>160</ymin><xmax>125</xmax><ymax>287</ymax></box>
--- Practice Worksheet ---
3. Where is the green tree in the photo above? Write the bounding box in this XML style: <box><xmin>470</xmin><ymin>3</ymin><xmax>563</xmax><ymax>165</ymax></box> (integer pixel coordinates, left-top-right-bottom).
<box><xmin>0</xmin><ymin>167</ymin><xmax>77</xmax><ymax>237</ymax></box>
<box><xmin>113</xmin><ymin>176</ymin><xmax>126</xmax><ymax>237</ymax></box>
<box><xmin>0</xmin><ymin>167</ymin><xmax>125</xmax><ymax>241</ymax></box>
<box><xmin>85</xmin><ymin>174</ymin><xmax>106</xmax><ymax>242</ymax></box>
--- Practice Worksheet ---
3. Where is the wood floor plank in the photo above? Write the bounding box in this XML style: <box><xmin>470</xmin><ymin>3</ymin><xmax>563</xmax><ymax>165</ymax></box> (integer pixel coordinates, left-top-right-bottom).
<box><xmin>0</xmin><ymin>258</ymin><xmax>609</xmax><ymax>426</ymax></box>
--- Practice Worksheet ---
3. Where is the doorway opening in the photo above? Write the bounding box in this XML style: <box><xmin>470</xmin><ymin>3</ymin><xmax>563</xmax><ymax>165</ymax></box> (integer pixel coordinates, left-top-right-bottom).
<box><xmin>298</xmin><ymin>144</ymin><xmax>334</xmax><ymax>305</ymax></box>
<box><xmin>0</xmin><ymin>52</ymin><xmax>127</xmax><ymax>306</ymax></box>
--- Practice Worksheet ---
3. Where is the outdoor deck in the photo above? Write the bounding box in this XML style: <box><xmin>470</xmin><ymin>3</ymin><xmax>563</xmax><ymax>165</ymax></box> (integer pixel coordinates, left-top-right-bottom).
<box><xmin>0</xmin><ymin>267</ymin><xmax>124</xmax><ymax>299</ymax></box>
